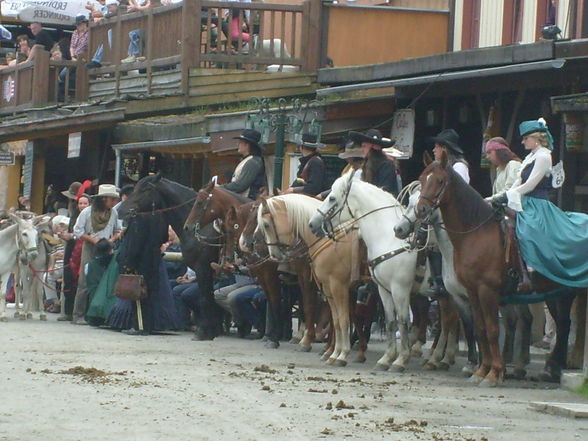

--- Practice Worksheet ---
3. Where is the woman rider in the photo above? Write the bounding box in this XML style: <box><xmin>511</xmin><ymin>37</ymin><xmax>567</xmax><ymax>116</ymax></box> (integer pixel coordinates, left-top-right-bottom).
<box><xmin>220</xmin><ymin>128</ymin><xmax>266</xmax><ymax>200</ymax></box>
<box><xmin>484</xmin><ymin>137</ymin><xmax>522</xmax><ymax>201</ymax></box>
<box><xmin>427</xmin><ymin>129</ymin><xmax>469</xmax><ymax>297</ymax></box>
<box><xmin>494</xmin><ymin>118</ymin><xmax>588</xmax><ymax>289</ymax></box>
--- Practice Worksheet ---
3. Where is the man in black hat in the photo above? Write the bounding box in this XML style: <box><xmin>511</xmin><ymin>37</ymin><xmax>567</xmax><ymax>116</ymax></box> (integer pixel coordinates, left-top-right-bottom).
<box><xmin>348</xmin><ymin>128</ymin><xmax>399</xmax><ymax>196</ymax></box>
<box><xmin>430</xmin><ymin>128</ymin><xmax>469</xmax><ymax>184</ymax></box>
<box><xmin>220</xmin><ymin>129</ymin><xmax>267</xmax><ymax>200</ymax></box>
<box><xmin>283</xmin><ymin>134</ymin><xmax>327</xmax><ymax>196</ymax></box>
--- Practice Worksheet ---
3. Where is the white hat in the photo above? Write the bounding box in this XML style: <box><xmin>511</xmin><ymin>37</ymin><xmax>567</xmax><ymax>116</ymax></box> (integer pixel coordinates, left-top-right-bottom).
<box><xmin>52</xmin><ymin>215</ymin><xmax>70</xmax><ymax>227</ymax></box>
<box><xmin>382</xmin><ymin>146</ymin><xmax>404</xmax><ymax>159</ymax></box>
<box><xmin>105</xmin><ymin>0</ymin><xmax>118</xmax><ymax>6</ymax></box>
<box><xmin>94</xmin><ymin>184</ymin><xmax>119</xmax><ymax>198</ymax></box>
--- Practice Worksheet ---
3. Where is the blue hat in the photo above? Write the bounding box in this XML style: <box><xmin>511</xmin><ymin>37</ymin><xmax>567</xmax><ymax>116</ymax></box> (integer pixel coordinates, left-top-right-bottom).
<box><xmin>519</xmin><ymin>118</ymin><xmax>554</xmax><ymax>150</ymax></box>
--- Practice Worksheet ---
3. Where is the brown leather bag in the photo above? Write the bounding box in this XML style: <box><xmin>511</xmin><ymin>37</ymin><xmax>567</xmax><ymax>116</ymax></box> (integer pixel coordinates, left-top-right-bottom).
<box><xmin>114</xmin><ymin>274</ymin><xmax>148</xmax><ymax>301</ymax></box>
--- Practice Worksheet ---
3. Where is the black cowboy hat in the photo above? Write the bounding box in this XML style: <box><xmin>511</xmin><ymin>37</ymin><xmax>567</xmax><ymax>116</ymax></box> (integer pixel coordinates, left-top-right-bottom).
<box><xmin>299</xmin><ymin>133</ymin><xmax>325</xmax><ymax>149</ymax></box>
<box><xmin>75</xmin><ymin>15</ymin><xmax>89</xmax><ymax>26</ymax></box>
<box><xmin>348</xmin><ymin>129</ymin><xmax>395</xmax><ymax>149</ymax></box>
<box><xmin>234</xmin><ymin>129</ymin><xmax>262</xmax><ymax>149</ymax></box>
<box><xmin>428</xmin><ymin>129</ymin><xmax>463</xmax><ymax>155</ymax></box>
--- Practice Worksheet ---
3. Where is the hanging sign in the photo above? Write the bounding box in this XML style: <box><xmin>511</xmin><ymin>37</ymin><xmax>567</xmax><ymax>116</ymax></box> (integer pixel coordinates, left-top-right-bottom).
<box><xmin>3</xmin><ymin>75</ymin><xmax>15</xmax><ymax>103</ymax></box>
<box><xmin>23</xmin><ymin>141</ymin><xmax>33</xmax><ymax>199</ymax></box>
<box><xmin>67</xmin><ymin>132</ymin><xmax>81</xmax><ymax>158</ymax></box>
<box><xmin>1</xmin><ymin>1</ymin><xmax>87</xmax><ymax>26</ymax></box>
<box><xmin>0</xmin><ymin>151</ymin><xmax>16</xmax><ymax>165</ymax></box>
<box><xmin>390</xmin><ymin>108</ymin><xmax>415</xmax><ymax>159</ymax></box>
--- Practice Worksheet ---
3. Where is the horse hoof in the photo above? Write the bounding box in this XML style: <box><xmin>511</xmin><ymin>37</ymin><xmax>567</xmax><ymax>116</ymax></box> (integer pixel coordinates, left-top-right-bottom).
<box><xmin>264</xmin><ymin>340</ymin><xmax>279</xmax><ymax>349</ymax></box>
<box><xmin>390</xmin><ymin>364</ymin><xmax>406</xmax><ymax>373</ymax></box>
<box><xmin>411</xmin><ymin>348</ymin><xmax>423</xmax><ymax>358</ymax></box>
<box><xmin>26</xmin><ymin>313</ymin><xmax>33</xmax><ymax>320</ymax></box>
<box><xmin>297</xmin><ymin>345</ymin><xmax>312</xmax><ymax>353</ymax></box>
<box><xmin>437</xmin><ymin>362</ymin><xmax>450</xmax><ymax>371</ymax></box>
<box><xmin>334</xmin><ymin>359</ymin><xmax>347</xmax><ymax>367</ymax></box>
<box><xmin>289</xmin><ymin>337</ymin><xmax>301</xmax><ymax>345</ymax></box>
<box><xmin>325</xmin><ymin>358</ymin><xmax>336</xmax><ymax>365</ymax></box>
<box><xmin>40</xmin><ymin>314</ymin><xmax>47</xmax><ymax>321</ymax></box>
<box><xmin>353</xmin><ymin>355</ymin><xmax>366</xmax><ymax>364</ymax></box>
<box><xmin>191</xmin><ymin>330</ymin><xmax>215</xmax><ymax>341</ymax></box>
<box><xmin>320</xmin><ymin>352</ymin><xmax>332</xmax><ymax>361</ymax></box>
<box><xmin>478</xmin><ymin>378</ymin><xmax>498</xmax><ymax>388</ymax></box>
<box><xmin>461</xmin><ymin>363</ymin><xmax>476</xmax><ymax>377</ymax></box>
<box><xmin>538</xmin><ymin>371</ymin><xmax>560</xmax><ymax>383</ymax></box>
<box><xmin>0</xmin><ymin>316</ymin><xmax>7</xmax><ymax>322</ymax></box>
<box><xmin>374</xmin><ymin>363</ymin><xmax>389</xmax><ymax>372</ymax></box>
<box><xmin>424</xmin><ymin>362</ymin><xmax>437</xmax><ymax>371</ymax></box>
<box><xmin>468</xmin><ymin>374</ymin><xmax>484</xmax><ymax>384</ymax></box>
<box><xmin>19</xmin><ymin>314</ymin><xmax>26</xmax><ymax>321</ymax></box>
<box><xmin>512</xmin><ymin>369</ymin><xmax>526</xmax><ymax>380</ymax></box>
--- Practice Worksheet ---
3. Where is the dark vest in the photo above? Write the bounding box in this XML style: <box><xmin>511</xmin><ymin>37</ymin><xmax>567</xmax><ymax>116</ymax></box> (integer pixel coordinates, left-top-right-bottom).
<box><xmin>521</xmin><ymin>161</ymin><xmax>552</xmax><ymax>200</ymax></box>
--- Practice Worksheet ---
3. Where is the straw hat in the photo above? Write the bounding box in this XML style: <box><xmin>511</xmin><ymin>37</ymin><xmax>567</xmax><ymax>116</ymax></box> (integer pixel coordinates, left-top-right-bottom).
<box><xmin>93</xmin><ymin>184</ymin><xmax>119</xmax><ymax>198</ymax></box>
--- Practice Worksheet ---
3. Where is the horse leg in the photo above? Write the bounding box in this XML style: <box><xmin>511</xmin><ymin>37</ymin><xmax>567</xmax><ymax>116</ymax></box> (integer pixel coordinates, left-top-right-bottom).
<box><xmin>500</xmin><ymin>304</ymin><xmax>517</xmax><ymax>365</ymax></box>
<box><xmin>542</xmin><ymin>293</ymin><xmax>575</xmax><ymax>382</ymax></box>
<box><xmin>323</xmin><ymin>282</ymin><xmax>340</xmax><ymax>364</ymax></box>
<box><xmin>477</xmin><ymin>285</ymin><xmax>504</xmax><ymax>387</ymax></box>
<box><xmin>410</xmin><ymin>295</ymin><xmax>428</xmax><ymax>358</ymax></box>
<box><xmin>390</xmin><ymin>282</ymin><xmax>412</xmax><ymax>373</ymax></box>
<box><xmin>256</xmin><ymin>267</ymin><xmax>281</xmax><ymax>348</ymax></box>
<box><xmin>512</xmin><ymin>304</ymin><xmax>532</xmax><ymax>379</ymax></box>
<box><xmin>331</xmin><ymin>277</ymin><xmax>351</xmax><ymax>367</ymax></box>
<box><xmin>568</xmin><ymin>293</ymin><xmax>586</xmax><ymax>368</ymax></box>
<box><xmin>467</xmin><ymin>293</ymin><xmax>491</xmax><ymax>383</ymax></box>
<box><xmin>439</xmin><ymin>298</ymin><xmax>460</xmax><ymax>369</ymax></box>
<box><xmin>0</xmin><ymin>276</ymin><xmax>8</xmax><ymax>322</ymax></box>
<box><xmin>297</xmin><ymin>263</ymin><xmax>316</xmax><ymax>351</ymax></box>
<box><xmin>375</xmin><ymin>289</ymin><xmax>397</xmax><ymax>371</ymax></box>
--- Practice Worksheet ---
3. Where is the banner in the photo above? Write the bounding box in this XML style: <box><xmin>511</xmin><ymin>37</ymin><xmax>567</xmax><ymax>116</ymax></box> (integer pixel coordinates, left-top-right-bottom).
<box><xmin>1</xmin><ymin>1</ymin><xmax>89</xmax><ymax>26</ymax></box>
<box><xmin>390</xmin><ymin>108</ymin><xmax>415</xmax><ymax>159</ymax></box>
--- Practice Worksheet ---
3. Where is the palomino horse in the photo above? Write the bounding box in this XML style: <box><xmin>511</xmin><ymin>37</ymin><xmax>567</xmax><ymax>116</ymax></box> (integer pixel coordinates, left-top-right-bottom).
<box><xmin>184</xmin><ymin>184</ymin><xmax>286</xmax><ymax>348</ymax></box>
<box><xmin>414</xmin><ymin>152</ymin><xmax>579</xmax><ymax>385</ymax></box>
<box><xmin>310</xmin><ymin>173</ymin><xmax>437</xmax><ymax>372</ymax></box>
<box><xmin>118</xmin><ymin>174</ymin><xmax>222</xmax><ymax>340</ymax></box>
<box><xmin>0</xmin><ymin>213</ymin><xmax>40</xmax><ymax>321</ymax></box>
<box><xmin>256</xmin><ymin>194</ymin><xmax>365</xmax><ymax>365</ymax></box>
<box><xmin>395</xmin><ymin>185</ymin><xmax>480</xmax><ymax>375</ymax></box>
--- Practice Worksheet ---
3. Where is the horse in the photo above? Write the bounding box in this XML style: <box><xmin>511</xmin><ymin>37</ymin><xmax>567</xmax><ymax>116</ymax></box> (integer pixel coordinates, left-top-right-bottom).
<box><xmin>0</xmin><ymin>213</ymin><xmax>40</xmax><ymax>321</ymax></box>
<box><xmin>413</xmin><ymin>152</ymin><xmax>579</xmax><ymax>385</ymax></box>
<box><xmin>310</xmin><ymin>172</ymin><xmax>447</xmax><ymax>372</ymax></box>
<box><xmin>395</xmin><ymin>184</ymin><xmax>481</xmax><ymax>375</ymax></box>
<box><xmin>118</xmin><ymin>174</ymin><xmax>222</xmax><ymax>340</ymax></box>
<box><xmin>256</xmin><ymin>193</ymin><xmax>369</xmax><ymax>365</ymax></box>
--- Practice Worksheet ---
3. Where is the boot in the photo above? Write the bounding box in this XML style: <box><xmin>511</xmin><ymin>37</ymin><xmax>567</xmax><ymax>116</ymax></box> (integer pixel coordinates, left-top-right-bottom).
<box><xmin>425</xmin><ymin>250</ymin><xmax>448</xmax><ymax>299</ymax></box>
<box><xmin>516</xmin><ymin>255</ymin><xmax>533</xmax><ymax>294</ymax></box>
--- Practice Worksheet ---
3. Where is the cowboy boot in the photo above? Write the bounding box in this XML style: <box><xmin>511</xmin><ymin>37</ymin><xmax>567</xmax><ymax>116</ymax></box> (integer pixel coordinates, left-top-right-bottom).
<box><xmin>425</xmin><ymin>250</ymin><xmax>448</xmax><ymax>299</ymax></box>
<box><xmin>516</xmin><ymin>254</ymin><xmax>533</xmax><ymax>294</ymax></box>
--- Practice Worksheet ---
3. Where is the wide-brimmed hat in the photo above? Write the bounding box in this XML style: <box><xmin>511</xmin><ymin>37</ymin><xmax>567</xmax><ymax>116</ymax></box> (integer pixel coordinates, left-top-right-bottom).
<box><xmin>61</xmin><ymin>181</ymin><xmax>82</xmax><ymax>199</ymax></box>
<box><xmin>338</xmin><ymin>138</ymin><xmax>363</xmax><ymax>159</ymax></box>
<box><xmin>428</xmin><ymin>129</ymin><xmax>463</xmax><ymax>155</ymax></box>
<box><xmin>383</xmin><ymin>146</ymin><xmax>404</xmax><ymax>159</ymax></box>
<box><xmin>348</xmin><ymin>129</ymin><xmax>395</xmax><ymax>149</ymax></box>
<box><xmin>234</xmin><ymin>129</ymin><xmax>262</xmax><ymax>149</ymax></box>
<box><xmin>299</xmin><ymin>133</ymin><xmax>325</xmax><ymax>149</ymax></box>
<box><xmin>93</xmin><ymin>184</ymin><xmax>119</xmax><ymax>198</ymax></box>
<box><xmin>75</xmin><ymin>15</ymin><xmax>89</xmax><ymax>26</ymax></box>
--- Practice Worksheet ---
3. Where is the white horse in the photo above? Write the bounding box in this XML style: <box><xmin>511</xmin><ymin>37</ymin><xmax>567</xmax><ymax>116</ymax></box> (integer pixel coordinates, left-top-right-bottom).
<box><xmin>0</xmin><ymin>214</ymin><xmax>40</xmax><ymax>321</ymax></box>
<box><xmin>394</xmin><ymin>185</ymin><xmax>479</xmax><ymax>375</ymax></box>
<box><xmin>309</xmin><ymin>173</ymin><xmax>421</xmax><ymax>372</ymax></box>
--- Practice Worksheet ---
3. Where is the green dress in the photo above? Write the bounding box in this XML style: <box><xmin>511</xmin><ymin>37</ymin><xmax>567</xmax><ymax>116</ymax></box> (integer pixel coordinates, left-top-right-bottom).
<box><xmin>87</xmin><ymin>252</ymin><xmax>120</xmax><ymax>325</ymax></box>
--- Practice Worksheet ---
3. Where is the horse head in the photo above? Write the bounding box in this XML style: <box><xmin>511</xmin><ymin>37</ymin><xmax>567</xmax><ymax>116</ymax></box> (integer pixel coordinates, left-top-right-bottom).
<box><xmin>255</xmin><ymin>197</ymin><xmax>292</xmax><ymax>262</ymax></box>
<box><xmin>415</xmin><ymin>150</ymin><xmax>451</xmax><ymax>221</ymax></box>
<box><xmin>9</xmin><ymin>213</ymin><xmax>39</xmax><ymax>264</ymax></box>
<box><xmin>118</xmin><ymin>173</ymin><xmax>164</xmax><ymax>218</ymax></box>
<box><xmin>183</xmin><ymin>179</ymin><xmax>220</xmax><ymax>234</ymax></box>
<box><xmin>239</xmin><ymin>199</ymin><xmax>262</xmax><ymax>254</ymax></box>
<box><xmin>309</xmin><ymin>171</ymin><xmax>354</xmax><ymax>238</ymax></box>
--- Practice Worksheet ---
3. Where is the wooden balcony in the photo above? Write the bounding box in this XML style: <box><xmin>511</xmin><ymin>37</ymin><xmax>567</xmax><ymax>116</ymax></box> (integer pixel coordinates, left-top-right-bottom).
<box><xmin>0</xmin><ymin>0</ymin><xmax>451</xmax><ymax>115</ymax></box>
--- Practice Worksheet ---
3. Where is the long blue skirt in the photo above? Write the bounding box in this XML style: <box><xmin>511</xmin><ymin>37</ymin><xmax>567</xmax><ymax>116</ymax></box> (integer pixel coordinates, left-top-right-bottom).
<box><xmin>517</xmin><ymin>196</ymin><xmax>588</xmax><ymax>287</ymax></box>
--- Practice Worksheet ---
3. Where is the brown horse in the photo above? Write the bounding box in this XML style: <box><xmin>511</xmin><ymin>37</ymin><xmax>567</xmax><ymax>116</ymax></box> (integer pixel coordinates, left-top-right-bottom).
<box><xmin>415</xmin><ymin>152</ymin><xmax>578</xmax><ymax>386</ymax></box>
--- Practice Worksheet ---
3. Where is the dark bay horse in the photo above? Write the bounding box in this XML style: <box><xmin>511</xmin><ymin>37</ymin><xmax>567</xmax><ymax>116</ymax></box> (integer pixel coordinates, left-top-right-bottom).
<box><xmin>415</xmin><ymin>152</ymin><xmax>578</xmax><ymax>386</ymax></box>
<box><xmin>118</xmin><ymin>174</ymin><xmax>222</xmax><ymax>340</ymax></box>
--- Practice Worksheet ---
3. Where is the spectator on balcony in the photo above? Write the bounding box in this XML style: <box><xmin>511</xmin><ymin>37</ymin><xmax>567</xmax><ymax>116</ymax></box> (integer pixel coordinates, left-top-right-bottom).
<box><xmin>86</xmin><ymin>0</ymin><xmax>119</xmax><ymax>68</ymax></box>
<box><xmin>29</xmin><ymin>22</ymin><xmax>55</xmax><ymax>52</ymax></box>
<box><xmin>121</xmin><ymin>0</ymin><xmax>150</xmax><ymax>63</ymax></box>
<box><xmin>86</xmin><ymin>0</ymin><xmax>108</xmax><ymax>20</ymax></box>
<box><xmin>70</xmin><ymin>15</ymin><xmax>90</xmax><ymax>60</ymax></box>
<box><xmin>15</xmin><ymin>35</ymin><xmax>31</xmax><ymax>62</ymax></box>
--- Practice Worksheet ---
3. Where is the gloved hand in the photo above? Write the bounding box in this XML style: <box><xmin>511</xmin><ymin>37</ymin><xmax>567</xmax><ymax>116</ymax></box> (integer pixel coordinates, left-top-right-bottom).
<box><xmin>490</xmin><ymin>193</ymin><xmax>508</xmax><ymax>208</ymax></box>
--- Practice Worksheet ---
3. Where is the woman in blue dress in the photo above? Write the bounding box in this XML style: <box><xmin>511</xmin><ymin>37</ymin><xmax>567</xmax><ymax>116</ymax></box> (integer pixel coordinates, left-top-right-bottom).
<box><xmin>502</xmin><ymin>118</ymin><xmax>588</xmax><ymax>288</ymax></box>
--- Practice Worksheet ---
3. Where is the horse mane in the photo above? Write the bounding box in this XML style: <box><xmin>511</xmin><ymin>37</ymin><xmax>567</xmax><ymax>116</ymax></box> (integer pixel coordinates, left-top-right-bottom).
<box><xmin>445</xmin><ymin>164</ymin><xmax>495</xmax><ymax>229</ymax></box>
<box><xmin>267</xmin><ymin>194</ymin><xmax>322</xmax><ymax>238</ymax></box>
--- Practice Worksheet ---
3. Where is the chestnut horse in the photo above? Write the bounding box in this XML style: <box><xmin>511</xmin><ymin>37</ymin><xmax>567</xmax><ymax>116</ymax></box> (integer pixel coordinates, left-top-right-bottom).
<box><xmin>183</xmin><ymin>183</ymin><xmax>319</xmax><ymax>350</ymax></box>
<box><xmin>415</xmin><ymin>153</ymin><xmax>578</xmax><ymax>385</ymax></box>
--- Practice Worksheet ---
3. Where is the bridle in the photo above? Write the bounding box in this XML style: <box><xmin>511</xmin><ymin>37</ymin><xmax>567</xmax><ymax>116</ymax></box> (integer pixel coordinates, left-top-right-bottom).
<box><xmin>258</xmin><ymin>202</ymin><xmax>306</xmax><ymax>259</ymax></box>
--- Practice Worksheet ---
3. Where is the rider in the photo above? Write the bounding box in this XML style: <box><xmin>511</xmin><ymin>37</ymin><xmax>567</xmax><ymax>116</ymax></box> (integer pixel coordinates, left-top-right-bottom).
<box><xmin>427</xmin><ymin>128</ymin><xmax>469</xmax><ymax>297</ymax></box>
<box><xmin>317</xmin><ymin>137</ymin><xmax>364</xmax><ymax>200</ymax></box>
<box><xmin>349</xmin><ymin>129</ymin><xmax>399</xmax><ymax>195</ymax></box>
<box><xmin>484</xmin><ymin>137</ymin><xmax>522</xmax><ymax>201</ymax></box>
<box><xmin>220</xmin><ymin>128</ymin><xmax>266</xmax><ymax>200</ymax></box>
<box><xmin>494</xmin><ymin>118</ymin><xmax>588</xmax><ymax>289</ymax></box>
<box><xmin>283</xmin><ymin>133</ymin><xmax>327</xmax><ymax>196</ymax></box>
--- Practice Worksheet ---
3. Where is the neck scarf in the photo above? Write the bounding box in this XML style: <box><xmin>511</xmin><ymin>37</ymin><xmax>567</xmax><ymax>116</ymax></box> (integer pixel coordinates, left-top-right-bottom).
<box><xmin>91</xmin><ymin>207</ymin><xmax>112</xmax><ymax>233</ymax></box>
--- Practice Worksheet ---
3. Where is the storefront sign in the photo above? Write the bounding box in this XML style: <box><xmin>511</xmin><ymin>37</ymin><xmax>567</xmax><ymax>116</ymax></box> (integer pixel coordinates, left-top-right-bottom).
<box><xmin>390</xmin><ymin>108</ymin><xmax>415</xmax><ymax>159</ymax></box>
<box><xmin>0</xmin><ymin>151</ymin><xmax>15</xmax><ymax>165</ymax></box>
<box><xmin>67</xmin><ymin>132</ymin><xmax>81</xmax><ymax>158</ymax></box>
<box><xmin>23</xmin><ymin>141</ymin><xmax>33</xmax><ymax>199</ymax></box>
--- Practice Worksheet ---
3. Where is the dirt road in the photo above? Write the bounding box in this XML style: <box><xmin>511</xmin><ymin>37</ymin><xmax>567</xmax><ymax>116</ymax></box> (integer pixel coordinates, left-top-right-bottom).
<box><xmin>1</xmin><ymin>315</ymin><xmax>586</xmax><ymax>441</ymax></box>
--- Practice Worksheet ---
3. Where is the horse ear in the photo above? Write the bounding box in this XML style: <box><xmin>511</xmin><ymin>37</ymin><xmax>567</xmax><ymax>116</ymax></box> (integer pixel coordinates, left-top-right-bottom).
<box><xmin>153</xmin><ymin>172</ymin><xmax>162</xmax><ymax>183</ymax></box>
<box><xmin>423</xmin><ymin>151</ymin><xmax>433</xmax><ymax>167</ymax></box>
<box><xmin>439</xmin><ymin>149</ymin><xmax>449</xmax><ymax>169</ymax></box>
<box><xmin>7</xmin><ymin>212</ymin><xmax>24</xmax><ymax>226</ymax></box>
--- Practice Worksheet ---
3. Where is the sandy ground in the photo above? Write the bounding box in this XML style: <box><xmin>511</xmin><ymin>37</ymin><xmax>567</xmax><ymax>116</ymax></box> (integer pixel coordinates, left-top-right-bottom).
<box><xmin>1</xmin><ymin>314</ymin><xmax>587</xmax><ymax>441</ymax></box>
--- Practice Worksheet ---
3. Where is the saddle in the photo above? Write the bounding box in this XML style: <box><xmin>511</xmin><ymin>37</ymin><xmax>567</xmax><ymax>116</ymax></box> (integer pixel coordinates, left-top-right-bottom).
<box><xmin>499</xmin><ymin>207</ymin><xmax>532</xmax><ymax>294</ymax></box>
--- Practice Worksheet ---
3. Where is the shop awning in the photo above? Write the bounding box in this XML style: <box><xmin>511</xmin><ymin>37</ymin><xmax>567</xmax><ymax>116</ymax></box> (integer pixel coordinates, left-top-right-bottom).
<box><xmin>317</xmin><ymin>59</ymin><xmax>567</xmax><ymax>97</ymax></box>
<box><xmin>111</xmin><ymin>136</ymin><xmax>211</xmax><ymax>155</ymax></box>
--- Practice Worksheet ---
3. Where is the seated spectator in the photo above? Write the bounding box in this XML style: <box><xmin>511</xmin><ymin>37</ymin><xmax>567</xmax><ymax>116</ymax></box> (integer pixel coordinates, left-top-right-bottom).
<box><xmin>29</xmin><ymin>22</ymin><xmax>55</xmax><ymax>52</ymax></box>
<box><xmin>15</xmin><ymin>35</ymin><xmax>31</xmax><ymax>63</ymax></box>
<box><xmin>162</xmin><ymin>227</ymin><xmax>186</xmax><ymax>282</ymax></box>
<box><xmin>121</xmin><ymin>0</ymin><xmax>150</xmax><ymax>63</ymax></box>
<box><xmin>86</xmin><ymin>0</ymin><xmax>119</xmax><ymax>68</ymax></box>
<box><xmin>50</xmin><ymin>43</ymin><xmax>63</xmax><ymax>61</ymax></box>
<box><xmin>233</xmin><ymin>284</ymin><xmax>266</xmax><ymax>338</ymax></box>
<box><xmin>70</xmin><ymin>15</ymin><xmax>89</xmax><ymax>60</ymax></box>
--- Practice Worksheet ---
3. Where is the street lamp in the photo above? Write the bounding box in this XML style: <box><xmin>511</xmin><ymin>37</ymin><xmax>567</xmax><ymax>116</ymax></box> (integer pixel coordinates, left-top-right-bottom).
<box><xmin>247</xmin><ymin>97</ymin><xmax>323</xmax><ymax>192</ymax></box>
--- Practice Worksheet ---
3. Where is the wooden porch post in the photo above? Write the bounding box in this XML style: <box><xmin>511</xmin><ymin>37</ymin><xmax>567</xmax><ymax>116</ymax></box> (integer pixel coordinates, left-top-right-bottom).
<box><xmin>301</xmin><ymin>0</ymin><xmax>322</xmax><ymax>72</ymax></box>
<box><xmin>31</xmin><ymin>50</ymin><xmax>50</xmax><ymax>105</ymax></box>
<box><xmin>75</xmin><ymin>57</ymin><xmax>89</xmax><ymax>102</ymax></box>
<box><xmin>182</xmin><ymin>0</ymin><xmax>201</xmax><ymax>96</ymax></box>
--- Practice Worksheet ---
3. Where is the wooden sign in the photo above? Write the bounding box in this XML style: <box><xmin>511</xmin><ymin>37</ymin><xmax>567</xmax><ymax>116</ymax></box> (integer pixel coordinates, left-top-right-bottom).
<box><xmin>68</xmin><ymin>132</ymin><xmax>81</xmax><ymax>158</ymax></box>
<box><xmin>23</xmin><ymin>141</ymin><xmax>33</xmax><ymax>199</ymax></box>
<box><xmin>0</xmin><ymin>151</ymin><xmax>15</xmax><ymax>166</ymax></box>
<box><xmin>390</xmin><ymin>108</ymin><xmax>415</xmax><ymax>159</ymax></box>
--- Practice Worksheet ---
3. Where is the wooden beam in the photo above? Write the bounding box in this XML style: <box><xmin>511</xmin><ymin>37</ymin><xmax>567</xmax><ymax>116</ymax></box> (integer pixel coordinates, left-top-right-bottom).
<box><xmin>181</xmin><ymin>0</ymin><xmax>201</xmax><ymax>96</ymax></box>
<box><xmin>506</xmin><ymin>88</ymin><xmax>526</xmax><ymax>145</ymax></box>
<box><xmin>31</xmin><ymin>50</ymin><xmax>50</xmax><ymax>105</ymax></box>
